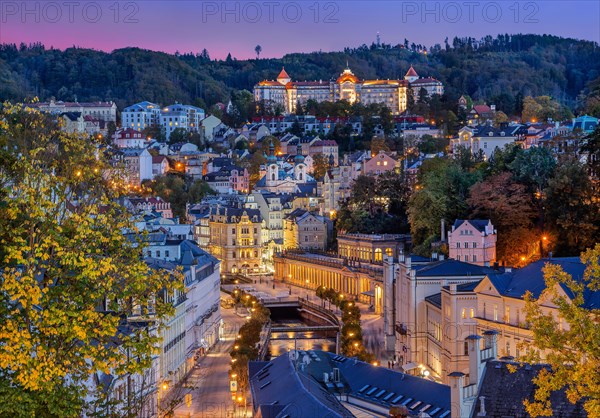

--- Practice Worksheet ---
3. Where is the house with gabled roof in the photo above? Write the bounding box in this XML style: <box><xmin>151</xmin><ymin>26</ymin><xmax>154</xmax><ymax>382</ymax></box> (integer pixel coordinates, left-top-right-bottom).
<box><xmin>448</xmin><ymin>220</ymin><xmax>497</xmax><ymax>266</ymax></box>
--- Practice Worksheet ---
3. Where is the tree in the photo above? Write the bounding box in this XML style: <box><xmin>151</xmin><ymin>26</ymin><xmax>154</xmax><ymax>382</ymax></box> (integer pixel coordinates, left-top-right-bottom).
<box><xmin>0</xmin><ymin>104</ymin><xmax>181</xmax><ymax>416</ymax></box>
<box><xmin>370</xmin><ymin>137</ymin><xmax>390</xmax><ymax>155</ymax></box>
<box><xmin>254</xmin><ymin>45</ymin><xmax>262</xmax><ymax>60</ymax></box>
<box><xmin>521</xmin><ymin>244</ymin><xmax>600</xmax><ymax>417</ymax></box>
<box><xmin>248</xmin><ymin>151</ymin><xmax>266</xmax><ymax>190</ymax></box>
<box><xmin>408</xmin><ymin>159</ymin><xmax>481</xmax><ymax>249</ymax></box>
<box><xmin>147</xmin><ymin>175</ymin><xmax>214</xmax><ymax>220</ymax></box>
<box><xmin>311</xmin><ymin>154</ymin><xmax>329</xmax><ymax>181</ymax></box>
<box><xmin>468</xmin><ymin>172</ymin><xmax>538</xmax><ymax>264</ymax></box>
<box><xmin>509</xmin><ymin>146</ymin><xmax>556</xmax><ymax>195</ymax></box>
<box><xmin>544</xmin><ymin>158</ymin><xmax>599</xmax><ymax>254</ymax></box>
<box><xmin>493</xmin><ymin>111</ymin><xmax>509</xmax><ymax>126</ymax></box>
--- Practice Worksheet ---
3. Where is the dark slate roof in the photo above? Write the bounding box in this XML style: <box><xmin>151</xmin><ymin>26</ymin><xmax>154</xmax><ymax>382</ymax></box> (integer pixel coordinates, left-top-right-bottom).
<box><xmin>452</xmin><ymin>219</ymin><xmax>490</xmax><ymax>233</ymax></box>
<box><xmin>319</xmin><ymin>352</ymin><xmax>451</xmax><ymax>417</ymax></box>
<box><xmin>473</xmin><ymin>360</ymin><xmax>587</xmax><ymax>418</ymax></box>
<box><xmin>210</xmin><ymin>206</ymin><xmax>262</xmax><ymax>223</ymax></box>
<box><xmin>414</xmin><ymin>259</ymin><xmax>495</xmax><ymax>278</ymax></box>
<box><xmin>249</xmin><ymin>353</ymin><xmax>353</xmax><ymax>418</ymax></box>
<box><xmin>425</xmin><ymin>292</ymin><xmax>442</xmax><ymax>308</ymax></box>
<box><xmin>442</xmin><ymin>281</ymin><xmax>480</xmax><ymax>292</ymax></box>
<box><xmin>408</xmin><ymin>254</ymin><xmax>432</xmax><ymax>263</ymax></box>
<box><xmin>487</xmin><ymin>257</ymin><xmax>597</xmax><ymax>308</ymax></box>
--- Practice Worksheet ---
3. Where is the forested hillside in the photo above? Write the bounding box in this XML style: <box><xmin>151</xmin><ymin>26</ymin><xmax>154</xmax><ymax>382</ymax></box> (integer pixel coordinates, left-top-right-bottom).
<box><xmin>1</xmin><ymin>34</ymin><xmax>599</xmax><ymax>115</ymax></box>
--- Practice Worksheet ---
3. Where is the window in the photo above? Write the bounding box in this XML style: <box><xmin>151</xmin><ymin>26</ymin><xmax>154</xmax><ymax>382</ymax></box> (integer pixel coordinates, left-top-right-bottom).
<box><xmin>461</xmin><ymin>308</ymin><xmax>466</xmax><ymax>319</ymax></box>
<box><xmin>231</xmin><ymin>228</ymin><xmax>235</xmax><ymax>234</ymax></box>
<box><xmin>464</xmin><ymin>242</ymin><xmax>469</xmax><ymax>249</ymax></box>
<box><xmin>505</xmin><ymin>341</ymin><xmax>510</xmax><ymax>356</ymax></box>
<box><xmin>456</xmin><ymin>243</ymin><xmax>460</xmax><ymax>248</ymax></box>
<box><xmin>165</xmin><ymin>250</ymin><xmax>170</xmax><ymax>257</ymax></box>
<box><xmin>470</xmin><ymin>308</ymin><xmax>475</xmax><ymax>318</ymax></box>
<box><xmin>473</xmin><ymin>255</ymin><xmax>477</xmax><ymax>262</ymax></box>
<box><xmin>465</xmin><ymin>255</ymin><xmax>469</xmax><ymax>262</ymax></box>
<box><xmin>483</xmin><ymin>303</ymin><xmax>486</xmax><ymax>318</ymax></box>
<box><xmin>473</xmin><ymin>242</ymin><xmax>477</xmax><ymax>248</ymax></box>
<box><xmin>493</xmin><ymin>305</ymin><xmax>498</xmax><ymax>321</ymax></box>
<box><xmin>147</xmin><ymin>251</ymin><xmax>151</xmax><ymax>257</ymax></box>
<box><xmin>156</xmin><ymin>250</ymin><xmax>161</xmax><ymax>257</ymax></box>
<box><xmin>464</xmin><ymin>341</ymin><xmax>469</xmax><ymax>356</ymax></box>
<box><xmin>505</xmin><ymin>306</ymin><xmax>510</xmax><ymax>323</ymax></box>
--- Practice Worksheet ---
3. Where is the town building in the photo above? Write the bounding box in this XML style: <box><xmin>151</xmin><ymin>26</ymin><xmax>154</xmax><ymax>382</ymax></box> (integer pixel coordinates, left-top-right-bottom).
<box><xmin>473</xmin><ymin>257</ymin><xmax>590</xmax><ymax>363</ymax></box>
<box><xmin>159</xmin><ymin>103</ymin><xmax>205</xmax><ymax>140</ymax></box>
<box><xmin>208</xmin><ymin>206</ymin><xmax>263</xmax><ymax>274</ymax></box>
<box><xmin>254</xmin><ymin>142</ymin><xmax>316</xmax><ymax>194</ymax></box>
<box><xmin>30</xmin><ymin>99</ymin><xmax>117</xmax><ymax>123</ymax></box>
<box><xmin>447</xmin><ymin>219</ymin><xmax>497</xmax><ymax>266</ymax></box>
<box><xmin>393</xmin><ymin>254</ymin><xmax>499</xmax><ymax>382</ymax></box>
<box><xmin>114</xmin><ymin>128</ymin><xmax>148</xmax><ymax>148</ymax></box>
<box><xmin>121</xmin><ymin>101</ymin><xmax>162</xmax><ymax>131</ymax></box>
<box><xmin>142</xmin><ymin>238</ymin><xmax>221</xmax><ymax>389</ymax></box>
<box><xmin>117</xmin><ymin>148</ymin><xmax>153</xmax><ymax>186</ymax></box>
<box><xmin>451</xmin><ymin>124</ymin><xmax>522</xmax><ymax>159</ymax></box>
<box><xmin>449</xmin><ymin>335</ymin><xmax>586</xmax><ymax>418</ymax></box>
<box><xmin>254</xmin><ymin>66</ymin><xmax>443</xmax><ymax>115</ymax></box>
<box><xmin>283</xmin><ymin>209</ymin><xmax>331</xmax><ymax>251</ymax></box>
<box><xmin>362</xmin><ymin>150</ymin><xmax>398</xmax><ymax>176</ymax></box>
<box><xmin>321</xmin><ymin>164</ymin><xmax>354</xmax><ymax>216</ymax></box>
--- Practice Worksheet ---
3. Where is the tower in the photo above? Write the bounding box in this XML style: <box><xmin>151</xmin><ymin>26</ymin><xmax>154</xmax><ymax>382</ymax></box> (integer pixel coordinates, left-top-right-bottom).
<box><xmin>266</xmin><ymin>141</ymin><xmax>279</xmax><ymax>186</ymax></box>
<box><xmin>294</xmin><ymin>143</ymin><xmax>306</xmax><ymax>182</ymax></box>
<box><xmin>404</xmin><ymin>65</ymin><xmax>419</xmax><ymax>83</ymax></box>
<box><xmin>277</xmin><ymin>67</ymin><xmax>291</xmax><ymax>85</ymax></box>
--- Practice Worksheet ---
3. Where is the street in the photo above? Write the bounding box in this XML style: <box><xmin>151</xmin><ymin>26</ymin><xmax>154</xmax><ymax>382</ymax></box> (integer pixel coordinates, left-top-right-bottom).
<box><xmin>171</xmin><ymin>277</ymin><xmax>389</xmax><ymax>417</ymax></box>
<box><xmin>172</xmin><ymin>293</ymin><xmax>248</xmax><ymax>418</ymax></box>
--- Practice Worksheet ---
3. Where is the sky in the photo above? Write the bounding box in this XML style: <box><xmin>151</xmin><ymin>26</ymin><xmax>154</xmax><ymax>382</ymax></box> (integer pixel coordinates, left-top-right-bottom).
<box><xmin>1</xmin><ymin>1</ymin><xmax>599</xmax><ymax>59</ymax></box>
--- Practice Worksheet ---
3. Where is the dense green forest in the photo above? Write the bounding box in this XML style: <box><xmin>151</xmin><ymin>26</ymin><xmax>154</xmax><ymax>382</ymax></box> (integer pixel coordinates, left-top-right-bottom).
<box><xmin>1</xmin><ymin>34</ymin><xmax>599</xmax><ymax>116</ymax></box>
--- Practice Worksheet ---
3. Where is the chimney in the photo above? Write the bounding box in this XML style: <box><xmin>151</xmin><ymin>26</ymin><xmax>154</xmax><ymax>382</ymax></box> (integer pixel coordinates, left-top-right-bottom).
<box><xmin>483</xmin><ymin>330</ymin><xmax>499</xmax><ymax>360</ymax></box>
<box><xmin>441</xmin><ymin>218</ymin><xmax>446</xmax><ymax>242</ymax></box>
<box><xmin>477</xmin><ymin>396</ymin><xmax>487</xmax><ymax>417</ymax></box>
<box><xmin>449</xmin><ymin>372</ymin><xmax>466</xmax><ymax>418</ymax></box>
<box><xmin>466</xmin><ymin>335</ymin><xmax>483</xmax><ymax>386</ymax></box>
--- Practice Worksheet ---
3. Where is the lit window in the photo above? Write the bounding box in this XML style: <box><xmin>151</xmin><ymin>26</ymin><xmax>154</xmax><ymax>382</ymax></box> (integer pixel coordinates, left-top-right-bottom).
<box><xmin>470</xmin><ymin>308</ymin><xmax>475</xmax><ymax>318</ymax></box>
<box><xmin>461</xmin><ymin>308</ymin><xmax>466</xmax><ymax>319</ymax></box>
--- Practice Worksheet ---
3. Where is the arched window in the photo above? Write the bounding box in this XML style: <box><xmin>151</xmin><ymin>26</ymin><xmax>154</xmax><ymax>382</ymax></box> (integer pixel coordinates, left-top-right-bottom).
<box><xmin>271</xmin><ymin>173</ymin><xmax>275</xmax><ymax>181</ymax></box>
<box><xmin>375</xmin><ymin>248</ymin><xmax>382</xmax><ymax>262</ymax></box>
<box><xmin>299</xmin><ymin>173</ymin><xmax>303</xmax><ymax>180</ymax></box>
<box><xmin>385</xmin><ymin>248</ymin><xmax>393</xmax><ymax>257</ymax></box>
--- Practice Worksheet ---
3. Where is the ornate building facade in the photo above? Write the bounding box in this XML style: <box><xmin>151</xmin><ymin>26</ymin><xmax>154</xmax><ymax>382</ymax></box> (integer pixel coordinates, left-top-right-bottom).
<box><xmin>254</xmin><ymin>66</ymin><xmax>444</xmax><ymax>115</ymax></box>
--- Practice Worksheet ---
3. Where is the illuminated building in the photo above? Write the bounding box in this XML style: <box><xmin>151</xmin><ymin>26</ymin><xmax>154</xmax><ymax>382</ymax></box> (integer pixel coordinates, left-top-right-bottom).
<box><xmin>254</xmin><ymin>66</ymin><xmax>443</xmax><ymax>115</ymax></box>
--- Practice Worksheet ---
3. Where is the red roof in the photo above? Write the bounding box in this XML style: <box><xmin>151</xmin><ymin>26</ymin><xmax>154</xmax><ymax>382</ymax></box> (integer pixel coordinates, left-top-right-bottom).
<box><xmin>277</xmin><ymin>67</ymin><xmax>290</xmax><ymax>80</ymax></box>
<box><xmin>405</xmin><ymin>66</ymin><xmax>419</xmax><ymax>77</ymax></box>
<box><xmin>473</xmin><ymin>105</ymin><xmax>493</xmax><ymax>114</ymax></box>
<box><xmin>152</xmin><ymin>155</ymin><xmax>168</xmax><ymax>164</ymax></box>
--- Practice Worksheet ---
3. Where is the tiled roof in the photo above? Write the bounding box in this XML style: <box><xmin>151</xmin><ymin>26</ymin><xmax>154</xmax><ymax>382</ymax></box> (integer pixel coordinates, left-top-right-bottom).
<box><xmin>474</xmin><ymin>360</ymin><xmax>587</xmax><ymax>417</ymax></box>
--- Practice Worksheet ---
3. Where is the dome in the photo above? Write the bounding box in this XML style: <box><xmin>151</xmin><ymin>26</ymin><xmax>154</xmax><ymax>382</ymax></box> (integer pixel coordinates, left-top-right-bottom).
<box><xmin>336</xmin><ymin>68</ymin><xmax>359</xmax><ymax>84</ymax></box>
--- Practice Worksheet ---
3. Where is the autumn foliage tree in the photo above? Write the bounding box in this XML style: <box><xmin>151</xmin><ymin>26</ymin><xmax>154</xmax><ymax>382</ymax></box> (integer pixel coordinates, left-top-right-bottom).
<box><xmin>521</xmin><ymin>245</ymin><xmax>600</xmax><ymax>417</ymax></box>
<box><xmin>0</xmin><ymin>103</ymin><xmax>181</xmax><ymax>416</ymax></box>
<box><xmin>468</xmin><ymin>172</ymin><xmax>538</xmax><ymax>265</ymax></box>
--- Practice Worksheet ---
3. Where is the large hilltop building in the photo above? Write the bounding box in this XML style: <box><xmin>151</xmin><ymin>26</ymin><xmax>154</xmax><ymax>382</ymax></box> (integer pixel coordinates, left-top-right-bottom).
<box><xmin>254</xmin><ymin>66</ymin><xmax>443</xmax><ymax>114</ymax></box>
